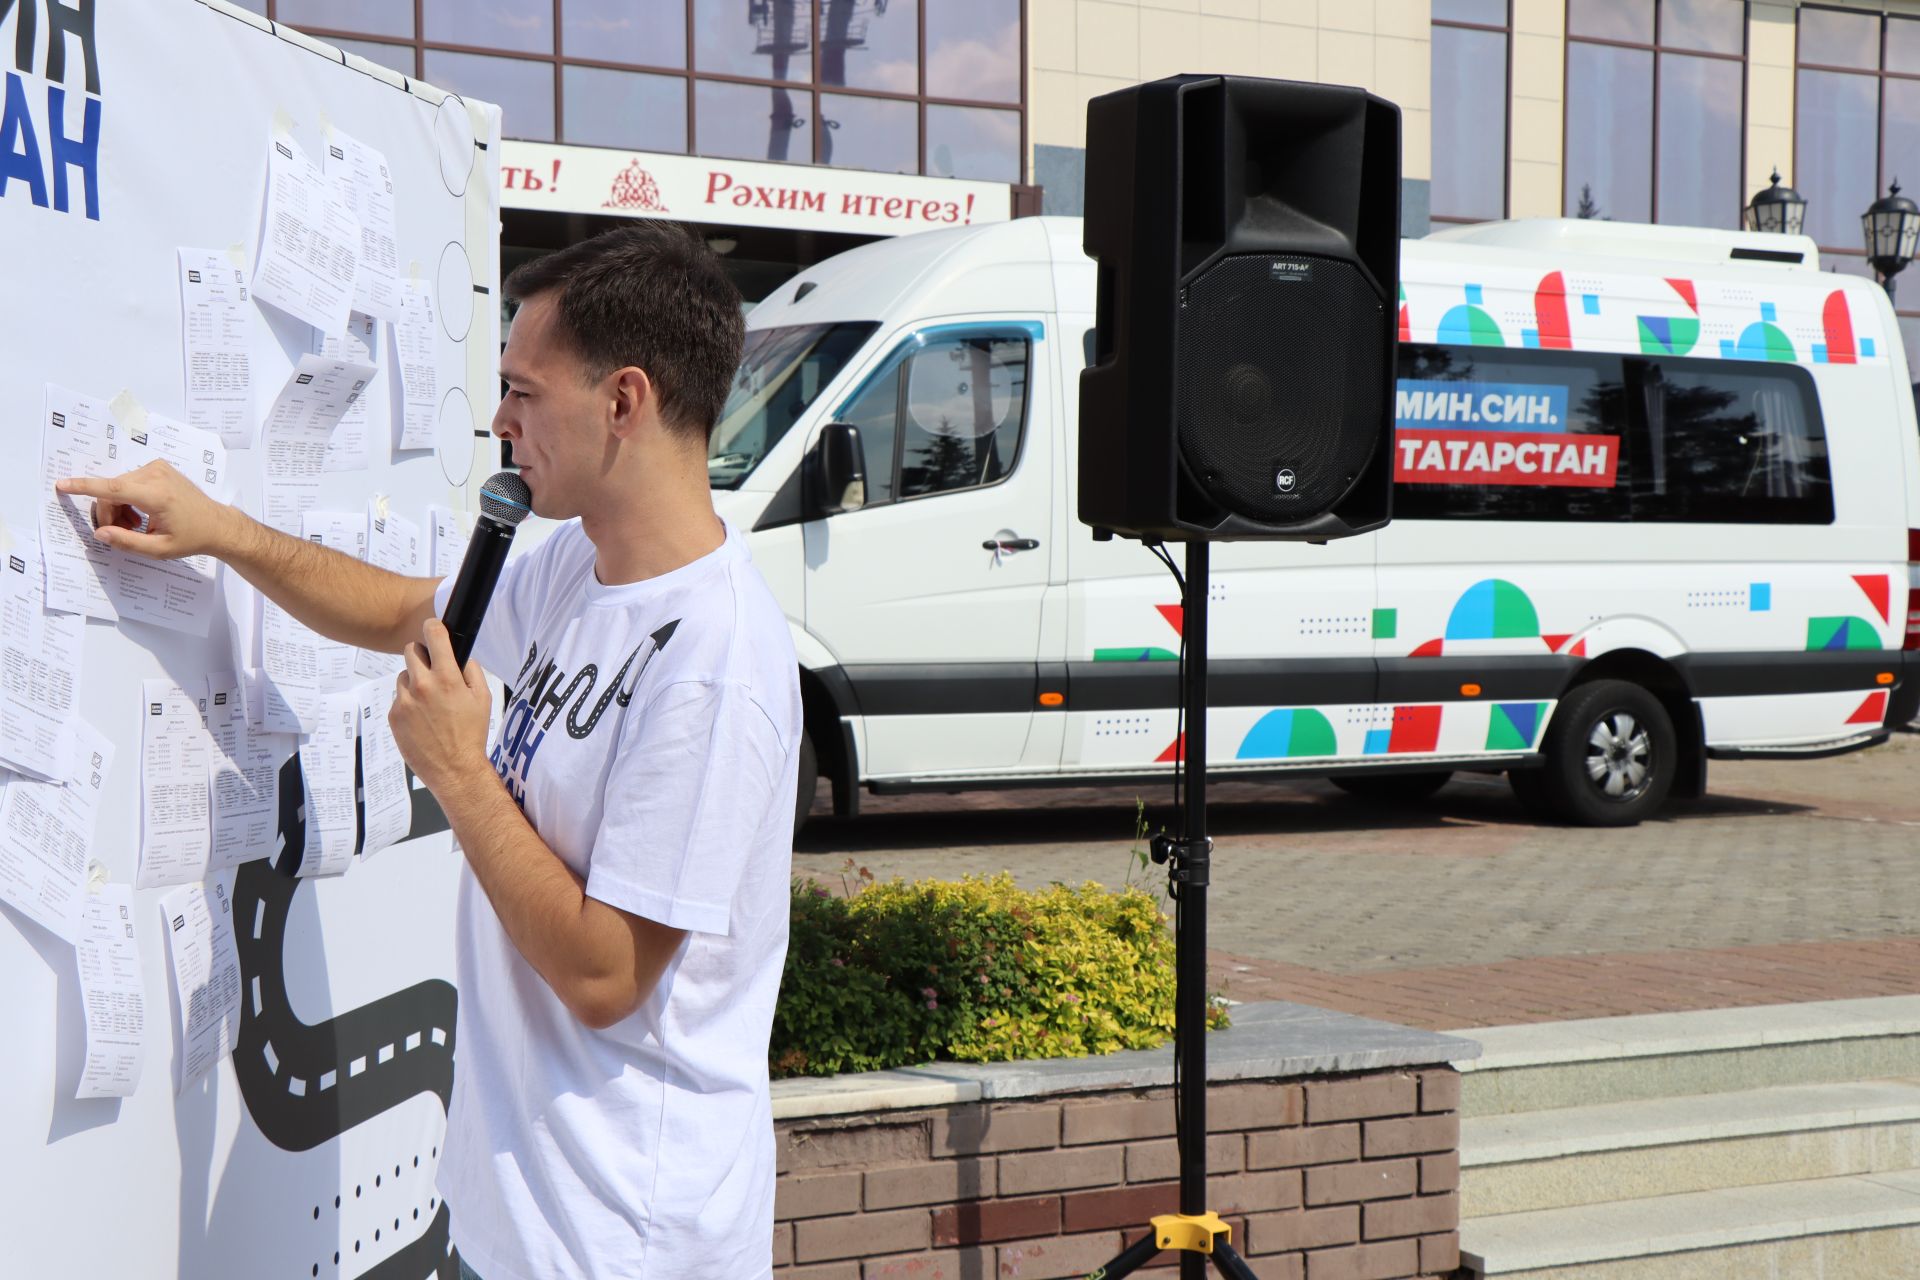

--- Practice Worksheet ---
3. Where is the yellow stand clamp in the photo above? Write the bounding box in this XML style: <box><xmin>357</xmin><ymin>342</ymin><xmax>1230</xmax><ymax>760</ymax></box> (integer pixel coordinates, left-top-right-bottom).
<box><xmin>1150</xmin><ymin>1211</ymin><xmax>1231</xmax><ymax>1255</ymax></box>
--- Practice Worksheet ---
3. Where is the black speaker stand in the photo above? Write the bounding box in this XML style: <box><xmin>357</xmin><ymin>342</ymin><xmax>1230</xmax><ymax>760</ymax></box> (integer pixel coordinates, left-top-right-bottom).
<box><xmin>1082</xmin><ymin>542</ymin><xmax>1257</xmax><ymax>1280</ymax></box>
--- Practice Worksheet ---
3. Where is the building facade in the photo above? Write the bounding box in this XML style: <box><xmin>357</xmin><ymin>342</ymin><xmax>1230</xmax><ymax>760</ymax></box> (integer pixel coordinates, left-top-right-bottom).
<box><xmin>257</xmin><ymin>0</ymin><xmax>1920</xmax><ymax>367</ymax></box>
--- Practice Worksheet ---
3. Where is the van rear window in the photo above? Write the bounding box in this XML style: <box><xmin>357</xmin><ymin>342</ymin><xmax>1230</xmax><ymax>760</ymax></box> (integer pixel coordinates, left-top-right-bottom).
<box><xmin>1392</xmin><ymin>344</ymin><xmax>1833</xmax><ymax>525</ymax></box>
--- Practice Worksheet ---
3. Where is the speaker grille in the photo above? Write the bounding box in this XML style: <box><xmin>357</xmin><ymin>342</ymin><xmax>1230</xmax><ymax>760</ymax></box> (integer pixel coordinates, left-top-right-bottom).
<box><xmin>1174</xmin><ymin>254</ymin><xmax>1387</xmax><ymax>523</ymax></box>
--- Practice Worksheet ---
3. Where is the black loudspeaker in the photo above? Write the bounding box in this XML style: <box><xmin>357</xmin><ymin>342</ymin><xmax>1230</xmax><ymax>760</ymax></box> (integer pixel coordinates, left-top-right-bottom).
<box><xmin>1079</xmin><ymin>75</ymin><xmax>1402</xmax><ymax>541</ymax></box>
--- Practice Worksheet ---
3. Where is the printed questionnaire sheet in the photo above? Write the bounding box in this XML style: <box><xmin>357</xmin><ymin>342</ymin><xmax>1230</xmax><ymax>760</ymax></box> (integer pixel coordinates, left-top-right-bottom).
<box><xmin>0</xmin><ymin>721</ymin><xmax>113</xmax><ymax>944</ymax></box>
<box><xmin>257</xmin><ymin>511</ymin><xmax>364</xmax><ymax>733</ymax></box>
<box><xmin>395</xmin><ymin>278</ymin><xmax>438</xmax><ymax>451</ymax></box>
<box><xmin>136</xmin><ymin>678</ymin><xmax>213</xmax><ymax>889</ymax></box>
<box><xmin>75</xmin><ymin>883</ymin><xmax>147</xmax><ymax>1100</ymax></box>
<box><xmin>356</xmin><ymin>499</ymin><xmax>419</xmax><ymax>679</ymax></box>
<box><xmin>299</xmin><ymin>691</ymin><xmax>359</xmax><ymax>877</ymax></box>
<box><xmin>318</xmin><ymin>311</ymin><xmax>380</xmax><ymax>473</ymax></box>
<box><xmin>207</xmin><ymin>672</ymin><xmax>286</xmax><ymax>872</ymax></box>
<box><xmin>0</xmin><ymin>538</ymin><xmax>82</xmax><ymax>783</ymax></box>
<box><xmin>258</xmin><ymin>355</ymin><xmax>374</xmax><ymax>535</ymax></box>
<box><xmin>160</xmin><ymin>876</ymin><xmax>241</xmax><ymax>1093</ymax></box>
<box><xmin>40</xmin><ymin>387</ymin><xmax>230</xmax><ymax>635</ymax></box>
<box><xmin>252</xmin><ymin>131</ymin><xmax>359</xmax><ymax>334</ymax></box>
<box><xmin>323</xmin><ymin>128</ymin><xmax>402</xmax><ymax>321</ymax></box>
<box><xmin>358</xmin><ymin>685</ymin><xmax>410</xmax><ymax>859</ymax></box>
<box><xmin>177</xmin><ymin>248</ymin><xmax>254</xmax><ymax>447</ymax></box>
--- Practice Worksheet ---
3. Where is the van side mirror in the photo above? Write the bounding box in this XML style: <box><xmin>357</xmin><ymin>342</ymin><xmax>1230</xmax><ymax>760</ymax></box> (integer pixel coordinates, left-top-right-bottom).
<box><xmin>814</xmin><ymin>422</ymin><xmax>868</xmax><ymax>515</ymax></box>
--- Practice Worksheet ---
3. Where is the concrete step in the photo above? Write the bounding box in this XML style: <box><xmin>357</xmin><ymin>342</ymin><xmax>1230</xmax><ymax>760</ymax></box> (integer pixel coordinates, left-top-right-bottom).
<box><xmin>1462</xmin><ymin>1078</ymin><xmax>1920</xmax><ymax>1215</ymax></box>
<box><xmin>1457</xmin><ymin>996</ymin><xmax>1920</xmax><ymax>1118</ymax></box>
<box><xmin>1460</xmin><ymin>1169</ymin><xmax>1920</xmax><ymax>1277</ymax></box>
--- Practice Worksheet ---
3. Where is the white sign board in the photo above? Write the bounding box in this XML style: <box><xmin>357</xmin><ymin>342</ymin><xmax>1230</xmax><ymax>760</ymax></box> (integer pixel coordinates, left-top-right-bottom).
<box><xmin>0</xmin><ymin>2</ymin><xmax>501</xmax><ymax>1276</ymax></box>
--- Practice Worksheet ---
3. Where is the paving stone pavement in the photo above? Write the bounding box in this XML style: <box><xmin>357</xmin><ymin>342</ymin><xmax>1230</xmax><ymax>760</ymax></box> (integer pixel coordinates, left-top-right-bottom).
<box><xmin>794</xmin><ymin>733</ymin><xmax>1920</xmax><ymax>1028</ymax></box>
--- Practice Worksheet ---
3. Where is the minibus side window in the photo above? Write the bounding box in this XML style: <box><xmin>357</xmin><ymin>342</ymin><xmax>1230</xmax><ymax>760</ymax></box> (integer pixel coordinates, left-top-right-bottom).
<box><xmin>1392</xmin><ymin>344</ymin><xmax>1630</xmax><ymax>521</ymax></box>
<box><xmin>1627</xmin><ymin>359</ymin><xmax>1833</xmax><ymax>524</ymax></box>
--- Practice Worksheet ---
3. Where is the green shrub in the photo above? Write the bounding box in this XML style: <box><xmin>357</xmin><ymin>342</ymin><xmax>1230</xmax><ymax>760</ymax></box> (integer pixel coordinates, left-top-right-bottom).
<box><xmin>771</xmin><ymin>872</ymin><xmax>1223</xmax><ymax>1079</ymax></box>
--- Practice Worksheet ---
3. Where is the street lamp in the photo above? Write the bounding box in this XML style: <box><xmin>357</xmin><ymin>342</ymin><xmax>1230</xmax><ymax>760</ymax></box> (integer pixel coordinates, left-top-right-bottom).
<box><xmin>1745</xmin><ymin>168</ymin><xmax>1807</xmax><ymax>235</ymax></box>
<box><xmin>1863</xmin><ymin>181</ymin><xmax>1920</xmax><ymax>304</ymax></box>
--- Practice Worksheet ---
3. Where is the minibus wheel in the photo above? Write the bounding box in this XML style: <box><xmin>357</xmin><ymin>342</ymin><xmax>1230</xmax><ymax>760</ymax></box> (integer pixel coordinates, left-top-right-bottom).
<box><xmin>794</xmin><ymin>730</ymin><xmax>819</xmax><ymax>834</ymax></box>
<box><xmin>1537</xmin><ymin>679</ymin><xmax>1676</xmax><ymax>826</ymax></box>
<box><xmin>1330</xmin><ymin>772</ymin><xmax>1452</xmax><ymax>803</ymax></box>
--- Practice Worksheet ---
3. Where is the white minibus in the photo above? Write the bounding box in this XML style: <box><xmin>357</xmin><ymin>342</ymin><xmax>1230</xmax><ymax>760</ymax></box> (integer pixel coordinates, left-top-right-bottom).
<box><xmin>703</xmin><ymin>216</ymin><xmax>1920</xmax><ymax>827</ymax></box>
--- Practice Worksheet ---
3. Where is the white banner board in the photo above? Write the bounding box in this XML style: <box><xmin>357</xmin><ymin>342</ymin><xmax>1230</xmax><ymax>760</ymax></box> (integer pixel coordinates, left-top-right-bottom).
<box><xmin>0</xmin><ymin>3</ymin><xmax>501</xmax><ymax>1277</ymax></box>
<box><xmin>501</xmin><ymin>137</ymin><xmax>1014</xmax><ymax>237</ymax></box>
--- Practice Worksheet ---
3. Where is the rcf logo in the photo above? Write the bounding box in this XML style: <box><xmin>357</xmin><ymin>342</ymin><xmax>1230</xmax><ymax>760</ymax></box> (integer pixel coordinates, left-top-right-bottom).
<box><xmin>1275</xmin><ymin>468</ymin><xmax>1297</xmax><ymax>494</ymax></box>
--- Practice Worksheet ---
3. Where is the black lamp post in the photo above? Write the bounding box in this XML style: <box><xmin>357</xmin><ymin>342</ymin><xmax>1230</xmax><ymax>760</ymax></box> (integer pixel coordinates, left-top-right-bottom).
<box><xmin>1745</xmin><ymin>168</ymin><xmax>1808</xmax><ymax>235</ymax></box>
<box><xmin>1864</xmin><ymin>181</ymin><xmax>1920</xmax><ymax>304</ymax></box>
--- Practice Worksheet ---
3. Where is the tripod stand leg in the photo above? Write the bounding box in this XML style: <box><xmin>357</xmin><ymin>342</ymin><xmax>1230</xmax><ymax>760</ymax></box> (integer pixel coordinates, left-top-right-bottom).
<box><xmin>1207</xmin><ymin>1240</ymin><xmax>1260</xmax><ymax>1280</ymax></box>
<box><xmin>1079</xmin><ymin>1229</ymin><xmax>1162</xmax><ymax>1278</ymax></box>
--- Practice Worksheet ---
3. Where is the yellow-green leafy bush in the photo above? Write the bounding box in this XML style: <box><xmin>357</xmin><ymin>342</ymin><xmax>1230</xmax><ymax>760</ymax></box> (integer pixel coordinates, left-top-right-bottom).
<box><xmin>771</xmin><ymin>873</ymin><xmax>1208</xmax><ymax>1079</ymax></box>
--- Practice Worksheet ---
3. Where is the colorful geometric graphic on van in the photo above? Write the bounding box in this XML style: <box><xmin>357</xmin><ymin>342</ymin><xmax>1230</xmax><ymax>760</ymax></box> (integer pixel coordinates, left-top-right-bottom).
<box><xmin>1094</xmin><ymin>647</ymin><xmax>1178</xmax><ymax>662</ymax></box>
<box><xmin>1806</xmin><ymin>616</ymin><xmax>1882</xmax><ymax>650</ymax></box>
<box><xmin>1364</xmin><ymin>705</ymin><xmax>1443</xmax><ymax>754</ymax></box>
<box><xmin>1447</xmin><ymin>579</ymin><xmax>1541</xmax><ymax>641</ymax></box>
<box><xmin>1718</xmin><ymin>303</ymin><xmax>1797</xmax><ymax>363</ymax></box>
<box><xmin>1093</xmin><ymin>602</ymin><xmax>1184</xmax><ymax>661</ymax></box>
<box><xmin>1438</xmin><ymin>285</ymin><xmax>1507</xmax><ymax>347</ymax></box>
<box><xmin>1486</xmin><ymin>701</ymin><xmax>1547</xmax><ymax>750</ymax></box>
<box><xmin>1817</xmin><ymin>291</ymin><xmax>1859</xmax><ymax>365</ymax></box>
<box><xmin>1637</xmin><ymin>278</ymin><xmax>1701</xmax><ymax>356</ymax></box>
<box><xmin>1398</xmin><ymin>283</ymin><xmax>1411</xmax><ymax>344</ymax></box>
<box><xmin>1524</xmin><ymin>272</ymin><xmax>1573</xmax><ymax>350</ymax></box>
<box><xmin>1848</xmin><ymin>691</ymin><xmax>1889</xmax><ymax>725</ymax></box>
<box><xmin>1236</xmin><ymin>708</ymin><xmax>1339</xmax><ymax>759</ymax></box>
<box><xmin>1854</xmin><ymin>574</ymin><xmax>1891</xmax><ymax>623</ymax></box>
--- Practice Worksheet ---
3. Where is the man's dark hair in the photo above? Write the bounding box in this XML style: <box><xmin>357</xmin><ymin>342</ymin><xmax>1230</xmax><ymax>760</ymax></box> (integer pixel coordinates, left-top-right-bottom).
<box><xmin>503</xmin><ymin>222</ymin><xmax>745</xmax><ymax>440</ymax></box>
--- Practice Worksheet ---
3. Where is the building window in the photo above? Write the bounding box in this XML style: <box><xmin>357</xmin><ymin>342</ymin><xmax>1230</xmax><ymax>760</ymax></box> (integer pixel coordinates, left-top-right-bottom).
<box><xmin>265</xmin><ymin>0</ymin><xmax>1027</xmax><ymax>183</ymax></box>
<box><xmin>1798</xmin><ymin>7</ymin><xmax>1920</xmax><ymax>386</ymax></box>
<box><xmin>1564</xmin><ymin>0</ymin><xmax>1746</xmax><ymax>228</ymax></box>
<box><xmin>1430</xmin><ymin>0</ymin><xmax>1510</xmax><ymax>223</ymax></box>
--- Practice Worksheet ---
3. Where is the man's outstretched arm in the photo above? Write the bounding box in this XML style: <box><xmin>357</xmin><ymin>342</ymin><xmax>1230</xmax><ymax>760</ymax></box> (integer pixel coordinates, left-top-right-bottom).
<box><xmin>57</xmin><ymin>459</ymin><xmax>441</xmax><ymax>655</ymax></box>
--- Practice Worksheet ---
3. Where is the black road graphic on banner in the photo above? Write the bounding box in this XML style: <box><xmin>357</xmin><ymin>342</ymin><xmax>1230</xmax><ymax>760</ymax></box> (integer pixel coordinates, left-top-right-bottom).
<box><xmin>232</xmin><ymin>750</ymin><xmax>460</xmax><ymax>1280</ymax></box>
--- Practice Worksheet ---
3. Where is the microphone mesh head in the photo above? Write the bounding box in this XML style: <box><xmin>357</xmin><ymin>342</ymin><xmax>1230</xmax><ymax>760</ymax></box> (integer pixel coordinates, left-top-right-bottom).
<box><xmin>479</xmin><ymin>471</ymin><xmax>533</xmax><ymax>526</ymax></box>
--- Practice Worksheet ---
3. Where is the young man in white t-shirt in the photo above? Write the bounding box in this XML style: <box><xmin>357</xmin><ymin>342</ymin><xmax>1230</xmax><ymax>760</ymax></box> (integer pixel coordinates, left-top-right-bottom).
<box><xmin>58</xmin><ymin>222</ymin><xmax>800</xmax><ymax>1279</ymax></box>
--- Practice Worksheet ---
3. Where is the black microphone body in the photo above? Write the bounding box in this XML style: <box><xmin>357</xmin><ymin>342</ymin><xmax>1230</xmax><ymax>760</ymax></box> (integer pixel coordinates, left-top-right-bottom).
<box><xmin>442</xmin><ymin>471</ymin><xmax>533</xmax><ymax>668</ymax></box>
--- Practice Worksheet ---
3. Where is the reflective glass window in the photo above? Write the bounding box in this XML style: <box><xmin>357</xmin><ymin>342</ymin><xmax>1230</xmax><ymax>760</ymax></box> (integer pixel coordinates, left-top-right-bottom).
<box><xmin>1900</xmin><ymin>316</ymin><xmax>1920</xmax><ymax>404</ymax></box>
<box><xmin>695</xmin><ymin>0</ymin><xmax>811</xmax><ymax>81</ymax></box>
<box><xmin>1658</xmin><ymin>0</ymin><xmax>1743</xmax><ymax>55</ymax></box>
<box><xmin>926</xmin><ymin>0</ymin><xmax>1020</xmax><ymax>104</ymax></box>
<box><xmin>710</xmin><ymin>322</ymin><xmax>877</xmax><ymax>489</ymax></box>
<box><xmin>278</xmin><ymin>0</ymin><xmax>413</xmax><ymax>39</ymax></box>
<box><xmin>1568</xmin><ymin>0</ymin><xmax>1654</xmax><ymax>43</ymax></box>
<box><xmin>694</xmin><ymin>80</ymin><xmax>814</xmax><ymax>164</ymax></box>
<box><xmin>1431</xmin><ymin>24</ymin><xmax>1507</xmax><ymax>220</ymax></box>
<box><xmin>1656</xmin><ymin>54</ymin><xmax>1743</xmax><ymax>227</ymax></box>
<box><xmin>1796</xmin><ymin>68</ymin><xmax>1879</xmax><ymax>248</ymax></box>
<box><xmin>1888</xmin><ymin>16</ymin><xmax>1920</xmax><ymax>75</ymax></box>
<box><xmin>819</xmin><ymin>0</ymin><xmax>918</xmax><ymax>92</ymax></box>
<box><xmin>1565</xmin><ymin>42</ymin><xmax>1654</xmax><ymax>221</ymax></box>
<box><xmin>1884</xmin><ymin>80</ymin><xmax>1920</xmax><ymax>211</ymax></box>
<box><xmin>898</xmin><ymin>336</ymin><xmax>1029</xmax><ymax>499</ymax></box>
<box><xmin>562</xmin><ymin>66</ymin><xmax>689</xmax><ymax>153</ymax></box>
<box><xmin>820</xmin><ymin>94</ymin><xmax>917</xmax><ymax>174</ymax></box>
<box><xmin>1631</xmin><ymin>360</ymin><xmax>1831</xmax><ymax>524</ymax></box>
<box><xmin>925</xmin><ymin>105</ymin><xmax>1019</xmax><ymax>183</ymax></box>
<box><xmin>834</xmin><ymin>364</ymin><xmax>902</xmax><ymax>506</ymax></box>
<box><xmin>1432</xmin><ymin>0</ymin><xmax>1507</xmax><ymax>24</ymax></box>
<box><xmin>424</xmin><ymin>51</ymin><xmax>554</xmax><ymax>142</ymax></box>
<box><xmin>332</xmin><ymin>38</ymin><xmax>416</xmax><ymax>76</ymax></box>
<box><xmin>423</xmin><ymin>0</ymin><xmax>553</xmax><ymax>54</ymax></box>
<box><xmin>1799</xmin><ymin>6</ymin><xmax>1879</xmax><ymax>69</ymax></box>
<box><xmin>562</xmin><ymin>0</ymin><xmax>687</xmax><ymax>69</ymax></box>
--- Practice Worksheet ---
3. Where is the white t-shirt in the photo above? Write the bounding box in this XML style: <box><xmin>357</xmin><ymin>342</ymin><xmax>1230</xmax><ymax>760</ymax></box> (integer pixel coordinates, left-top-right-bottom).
<box><xmin>432</xmin><ymin>517</ymin><xmax>799</xmax><ymax>1280</ymax></box>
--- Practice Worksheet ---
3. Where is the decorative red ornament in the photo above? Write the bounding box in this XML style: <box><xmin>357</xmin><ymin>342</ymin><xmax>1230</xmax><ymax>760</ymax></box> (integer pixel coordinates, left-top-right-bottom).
<box><xmin>602</xmin><ymin>161</ymin><xmax>668</xmax><ymax>213</ymax></box>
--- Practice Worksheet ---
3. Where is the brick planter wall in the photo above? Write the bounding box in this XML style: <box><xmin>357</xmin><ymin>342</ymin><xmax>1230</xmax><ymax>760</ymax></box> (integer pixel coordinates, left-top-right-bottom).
<box><xmin>773</xmin><ymin>1066</ymin><xmax>1462</xmax><ymax>1280</ymax></box>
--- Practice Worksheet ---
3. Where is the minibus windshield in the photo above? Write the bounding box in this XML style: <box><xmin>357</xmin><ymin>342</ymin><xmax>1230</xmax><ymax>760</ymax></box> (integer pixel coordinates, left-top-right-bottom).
<box><xmin>708</xmin><ymin>322</ymin><xmax>877</xmax><ymax>488</ymax></box>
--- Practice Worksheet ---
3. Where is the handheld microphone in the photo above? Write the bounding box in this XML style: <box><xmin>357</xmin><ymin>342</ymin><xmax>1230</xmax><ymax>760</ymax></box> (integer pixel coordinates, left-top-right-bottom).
<box><xmin>442</xmin><ymin>471</ymin><xmax>532</xmax><ymax>668</ymax></box>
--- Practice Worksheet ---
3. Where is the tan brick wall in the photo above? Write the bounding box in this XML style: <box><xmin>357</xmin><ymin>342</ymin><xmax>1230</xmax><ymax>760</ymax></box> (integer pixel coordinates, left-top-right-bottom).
<box><xmin>772</xmin><ymin>1066</ymin><xmax>1462</xmax><ymax>1279</ymax></box>
<box><xmin>1028</xmin><ymin>0</ymin><xmax>1432</xmax><ymax>181</ymax></box>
